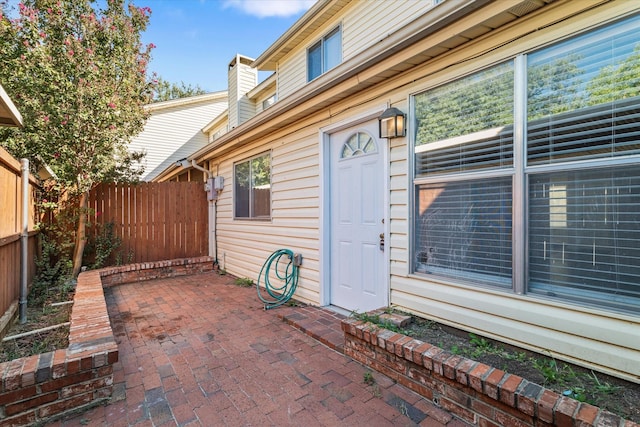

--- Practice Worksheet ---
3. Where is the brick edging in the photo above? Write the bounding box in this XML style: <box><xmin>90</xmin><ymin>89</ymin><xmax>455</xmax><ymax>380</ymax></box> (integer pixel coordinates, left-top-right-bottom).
<box><xmin>0</xmin><ymin>271</ymin><xmax>117</xmax><ymax>426</ymax></box>
<box><xmin>99</xmin><ymin>256</ymin><xmax>215</xmax><ymax>287</ymax></box>
<box><xmin>0</xmin><ymin>256</ymin><xmax>215</xmax><ymax>426</ymax></box>
<box><xmin>341</xmin><ymin>313</ymin><xmax>639</xmax><ymax>427</ymax></box>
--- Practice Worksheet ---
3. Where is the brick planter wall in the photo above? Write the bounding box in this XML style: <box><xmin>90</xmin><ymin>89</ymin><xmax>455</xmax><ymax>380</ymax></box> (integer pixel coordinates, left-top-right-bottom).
<box><xmin>99</xmin><ymin>256</ymin><xmax>215</xmax><ymax>287</ymax></box>
<box><xmin>341</xmin><ymin>314</ymin><xmax>640</xmax><ymax>427</ymax></box>
<box><xmin>0</xmin><ymin>256</ymin><xmax>214</xmax><ymax>426</ymax></box>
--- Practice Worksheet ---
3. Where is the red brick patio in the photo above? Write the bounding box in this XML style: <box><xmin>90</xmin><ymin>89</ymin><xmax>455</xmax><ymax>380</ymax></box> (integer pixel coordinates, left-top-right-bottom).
<box><xmin>46</xmin><ymin>271</ymin><xmax>470</xmax><ymax>426</ymax></box>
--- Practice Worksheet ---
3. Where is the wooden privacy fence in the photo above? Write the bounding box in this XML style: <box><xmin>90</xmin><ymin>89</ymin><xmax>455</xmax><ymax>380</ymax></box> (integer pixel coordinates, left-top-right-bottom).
<box><xmin>87</xmin><ymin>182</ymin><xmax>209</xmax><ymax>264</ymax></box>
<box><xmin>0</xmin><ymin>147</ymin><xmax>38</xmax><ymax>337</ymax></box>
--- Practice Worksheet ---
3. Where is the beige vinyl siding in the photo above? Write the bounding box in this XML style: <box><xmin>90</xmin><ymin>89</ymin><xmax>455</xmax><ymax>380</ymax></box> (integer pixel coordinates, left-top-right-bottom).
<box><xmin>228</xmin><ymin>56</ymin><xmax>257</xmax><ymax>128</ymax></box>
<box><xmin>254</xmin><ymin>91</ymin><xmax>276</xmax><ymax>115</ymax></box>
<box><xmin>208</xmin><ymin>119</ymin><xmax>229</xmax><ymax>143</ymax></box>
<box><xmin>209</xmin><ymin>127</ymin><xmax>324</xmax><ymax>306</ymax></box>
<box><xmin>228</xmin><ymin>63</ymin><xmax>239</xmax><ymax>128</ymax></box>
<box><xmin>277</xmin><ymin>0</ymin><xmax>435</xmax><ymax>101</ymax></box>
<box><xmin>389</xmin><ymin>135</ymin><xmax>409</xmax><ymax>278</ymax></box>
<box><xmin>342</xmin><ymin>0</ymin><xmax>436</xmax><ymax>60</ymax></box>
<box><xmin>384</xmin><ymin>0</ymin><xmax>640</xmax><ymax>381</ymax></box>
<box><xmin>237</xmin><ymin>65</ymin><xmax>256</xmax><ymax>124</ymax></box>
<box><xmin>277</xmin><ymin>50</ymin><xmax>307</xmax><ymax>101</ymax></box>
<box><xmin>129</xmin><ymin>99</ymin><xmax>226</xmax><ymax>181</ymax></box>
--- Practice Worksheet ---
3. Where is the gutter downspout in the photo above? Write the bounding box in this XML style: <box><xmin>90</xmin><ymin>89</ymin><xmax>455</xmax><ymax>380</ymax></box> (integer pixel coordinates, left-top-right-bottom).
<box><xmin>190</xmin><ymin>160</ymin><xmax>217</xmax><ymax>264</ymax></box>
<box><xmin>19</xmin><ymin>159</ymin><xmax>28</xmax><ymax>324</ymax></box>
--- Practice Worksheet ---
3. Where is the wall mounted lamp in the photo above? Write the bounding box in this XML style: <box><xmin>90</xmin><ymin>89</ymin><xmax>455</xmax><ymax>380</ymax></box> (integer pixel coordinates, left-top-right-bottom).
<box><xmin>378</xmin><ymin>107</ymin><xmax>406</xmax><ymax>139</ymax></box>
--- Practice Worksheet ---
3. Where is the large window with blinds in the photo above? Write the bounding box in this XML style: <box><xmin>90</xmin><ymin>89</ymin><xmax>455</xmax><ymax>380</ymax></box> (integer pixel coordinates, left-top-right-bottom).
<box><xmin>414</xmin><ymin>63</ymin><xmax>514</xmax><ymax>288</ymax></box>
<box><xmin>412</xmin><ymin>13</ymin><xmax>640</xmax><ymax>313</ymax></box>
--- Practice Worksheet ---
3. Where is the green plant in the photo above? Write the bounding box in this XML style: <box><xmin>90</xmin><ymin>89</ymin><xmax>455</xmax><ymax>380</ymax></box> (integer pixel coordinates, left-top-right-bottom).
<box><xmin>532</xmin><ymin>356</ymin><xmax>577</xmax><ymax>386</ymax></box>
<box><xmin>363</xmin><ymin>371</ymin><xmax>375</xmax><ymax>386</ymax></box>
<box><xmin>350</xmin><ymin>311</ymin><xmax>409</xmax><ymax>335</ymax></box>
<box><xmin>234</xmin><ymin>277</ymin><xmax>254</xmax><ymax>287</ymax></box>
<box><xmin>115</xmin><ymin>249</ymin><xmax>134</xmax><ymax>266</ymax></box>
<box><xmin>588</xmin><ymin>371</ymin><xmax>621</xmax><ymax>395</ymax></box>
<box><xmin>469</xmin><ymin>333</ymin><xmax>492</xmax><ymax>351</ymax></box>
<box><xmin>30</xmin><ymin>233</ymin><xmax>73</xmax><ymax>307</ymax></box>
<box><xmin>84</xmin><ymin>221</ymin><xmax>122</xmax><ymax>269</ymax></box>
<box><xmin>533</xmin><ymin>358</ymin><xmax>560</xmax><ymax>384</ymax></box>
<box><xmin>504</xmin><ymin>351</ymin><xmax>528</xmax><ymax>362</ymax></box>
<box><xmin>564</xmin><ymin>387</ymin><xmax>588</xmax><ymax>402</ymax></box>
<box><xmin>466</xmin><ymin>333</ymin><xmax>497</xmax><ymax>359</ymax></box>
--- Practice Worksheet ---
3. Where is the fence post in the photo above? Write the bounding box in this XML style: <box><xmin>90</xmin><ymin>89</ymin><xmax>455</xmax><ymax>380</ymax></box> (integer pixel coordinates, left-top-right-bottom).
<box><xmin>19</xmin><ymin>158</ymin><xmax>29</xmax><ymax>323</ymax></box>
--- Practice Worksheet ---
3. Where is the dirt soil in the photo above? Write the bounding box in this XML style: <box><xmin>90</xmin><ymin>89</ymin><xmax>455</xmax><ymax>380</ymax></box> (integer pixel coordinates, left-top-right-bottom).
<box><xmin>0</xmin><ymin>302</ymin><xmax>72</xmax><ymax>363</ymax></box>
<box><xmin>399</xmin><ymin>315</ymin><xmax>640</xmax><ymax>423</ymax></box>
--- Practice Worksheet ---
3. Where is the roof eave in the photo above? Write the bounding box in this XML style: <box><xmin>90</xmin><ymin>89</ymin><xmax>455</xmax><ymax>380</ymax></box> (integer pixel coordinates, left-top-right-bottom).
<box><xmin>0</xmin><ymin>84</ymin><xmax>23</xmax><ymax>127</ymax></box>
<box><xmin>202</xmin><ymin>109</ymin><xmax>229</xmax><ymax>134</ymax></box>
<box><xmin>146</xmin><ymin>90</ymin><xmax>228</xmax><ymax>112</ymax></box>
<box><xmin>191</xmin><ymin>0</ymin><xmax>490</xmax><ymax>161</ymax></box>
<box><xmin>252</xmin><ymin>0</ymin><xmax>340</xmax><ymax>70</ymax></box>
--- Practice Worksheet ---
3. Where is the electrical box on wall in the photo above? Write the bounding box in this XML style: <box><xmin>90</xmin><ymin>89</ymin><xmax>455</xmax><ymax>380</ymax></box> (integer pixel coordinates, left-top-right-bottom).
<box><xmin>213</xmin><ymin>176</ymin><xmax>224</xmax><ymax>191</ymax></box>
<box><xmin>205</xmin><ymin>176</ymin><xmax>224</xmax><ymax>201</ymax></box>
<box><xmin>206</xmin><ymin>178</ymin><xmax>215</xmax><ymax>201</ymax></box>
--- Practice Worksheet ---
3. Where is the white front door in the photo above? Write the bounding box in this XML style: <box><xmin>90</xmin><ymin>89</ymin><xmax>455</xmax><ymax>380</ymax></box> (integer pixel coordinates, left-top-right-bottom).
<box><xmin>329</xmin><ymin>121</ymin><xmax>387</xmax><ymax>313</ymax></box>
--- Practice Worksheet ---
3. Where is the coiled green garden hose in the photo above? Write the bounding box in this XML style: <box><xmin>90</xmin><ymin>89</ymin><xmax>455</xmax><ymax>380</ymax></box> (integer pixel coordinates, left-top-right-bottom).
<box><xmin>256</xmin><ymin>249</ymin><xmax>299</xmax><ymax>310</ymax></box>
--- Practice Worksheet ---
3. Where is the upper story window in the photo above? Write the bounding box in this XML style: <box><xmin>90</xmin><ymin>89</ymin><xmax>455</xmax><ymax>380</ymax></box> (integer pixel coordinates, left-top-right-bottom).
<box><xmin>308</xmin><ymin>26</ymin><xmax>342</xmax><ymax>81</ymax></box>
<box><xmin>262</xmin><ymin>94</ymin><xmax>276</xmax><ymax>110</ymax></box>
<box><xmin>234</xmin><ymin>152</ymin><xmax>271</xmax><ymax>220</ymax></box>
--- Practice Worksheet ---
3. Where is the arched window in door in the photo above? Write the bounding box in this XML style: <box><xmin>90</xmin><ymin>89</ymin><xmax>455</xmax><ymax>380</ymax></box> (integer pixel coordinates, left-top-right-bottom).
<box><xmin>340</xmin><ymin>132</ymin><xmax>377</xmax><ymax>159</ymax></box>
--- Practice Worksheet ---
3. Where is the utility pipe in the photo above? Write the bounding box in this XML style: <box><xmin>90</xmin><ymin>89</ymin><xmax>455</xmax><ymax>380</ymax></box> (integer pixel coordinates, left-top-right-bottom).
<box><xmin>19</xmin><ymin>158</ymin><xmax>28</xmax><ymax>324</ymax></box>
<box><xmin>189</xmin><ymin>159</ymin><xmax>211</xmax><ymax>178</ymax></box>
<box><xmin>188</xmin><ymin>160</ymin><xmax>217</xmax><ymax>262</ymax></box>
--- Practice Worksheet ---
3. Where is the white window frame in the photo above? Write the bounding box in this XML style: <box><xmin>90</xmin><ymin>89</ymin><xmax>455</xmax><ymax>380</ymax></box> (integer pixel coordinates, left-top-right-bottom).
<box><xmin>410</xmin><ymin>14</ymin><xmax>640</xmax><ymax>315</ymax></box>
<box><xmin>307</xmin><ymin>25</ymin><xmax>342</xmax><ymax>82</ymax></box>
<box><xmin>233</xmin><ymin>152</ymin><xmax>272</xmax><ymax>220</ymax></box>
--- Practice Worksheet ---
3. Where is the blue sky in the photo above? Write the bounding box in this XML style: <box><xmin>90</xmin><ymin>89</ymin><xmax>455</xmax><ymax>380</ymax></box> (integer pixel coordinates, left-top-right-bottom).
<box><xmin>141</xmin><ymin>0</ymin><xmax>316</xmax><ymax>92</ymax></box>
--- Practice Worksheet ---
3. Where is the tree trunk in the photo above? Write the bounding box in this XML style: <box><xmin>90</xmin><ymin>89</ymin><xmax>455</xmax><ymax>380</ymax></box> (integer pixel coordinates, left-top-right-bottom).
<box><xmin>71</xmin><ymin>191</ymin><xmax>89</xmax><ymax>278</ymax></box>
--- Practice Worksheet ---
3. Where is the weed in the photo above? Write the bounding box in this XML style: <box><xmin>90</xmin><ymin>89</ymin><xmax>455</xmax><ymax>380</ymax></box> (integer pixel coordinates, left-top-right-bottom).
<box><xmin>363</xmin><ymin>371</ymin><xmax>375</xmax><ymax>386</ymax></box>
<box><xmin>84</xmin><ymin>221</ymin><xmax>122</xmax><ymax>269</ymax></box>
<box><xmin>589</xmin><ymin>371</ymin><xmax>621</xmax><ymax>395</ymax></box>
<box><xmin>564</xmin><ymin>387</ymin><xmax>588</xmax><ymax>402</ymax></box>
<box><xmin>234</xmin><ymin>277</ymin><xmax>254</xmax><ymax>287</ymax></box>
<box><xmin>533</xmin><ymin>358</ymin><xmax>560</xmax><ymax>384</ymax></box>
<box><xmin>350</xmin><ymin>311</ymin><xmax>408</xmax><ymax>335</ymax></box>
<box><xmin>398</xmin><ymin>401</ymin><xmax>408</xmax><ymax>416</ymax></box>
<box><xmin>372</xmin><ymin>385</ymin><xmax>382</xmax><ymax>398</ymax></box>
<box><xmin>532</xmin><ymin>356</ymin><xmax>577</xmax><ymax>387</ymax></box>
<box><xmin>469</xmin><ymin>333</ymin><xmax>493</xmax><ymax>352</ymax></box>
<box><xmin>504</xmin><ymin>351</ymin><xmax>528</xmax><ymax>362</ymax></box>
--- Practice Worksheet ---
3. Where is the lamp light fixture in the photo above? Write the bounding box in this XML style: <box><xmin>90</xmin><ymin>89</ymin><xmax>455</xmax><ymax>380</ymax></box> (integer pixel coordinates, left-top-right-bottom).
<box><xmin>378</xmin><ymin>107</ymin><xmax>406</xmax><ymax>139</ymax></box>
